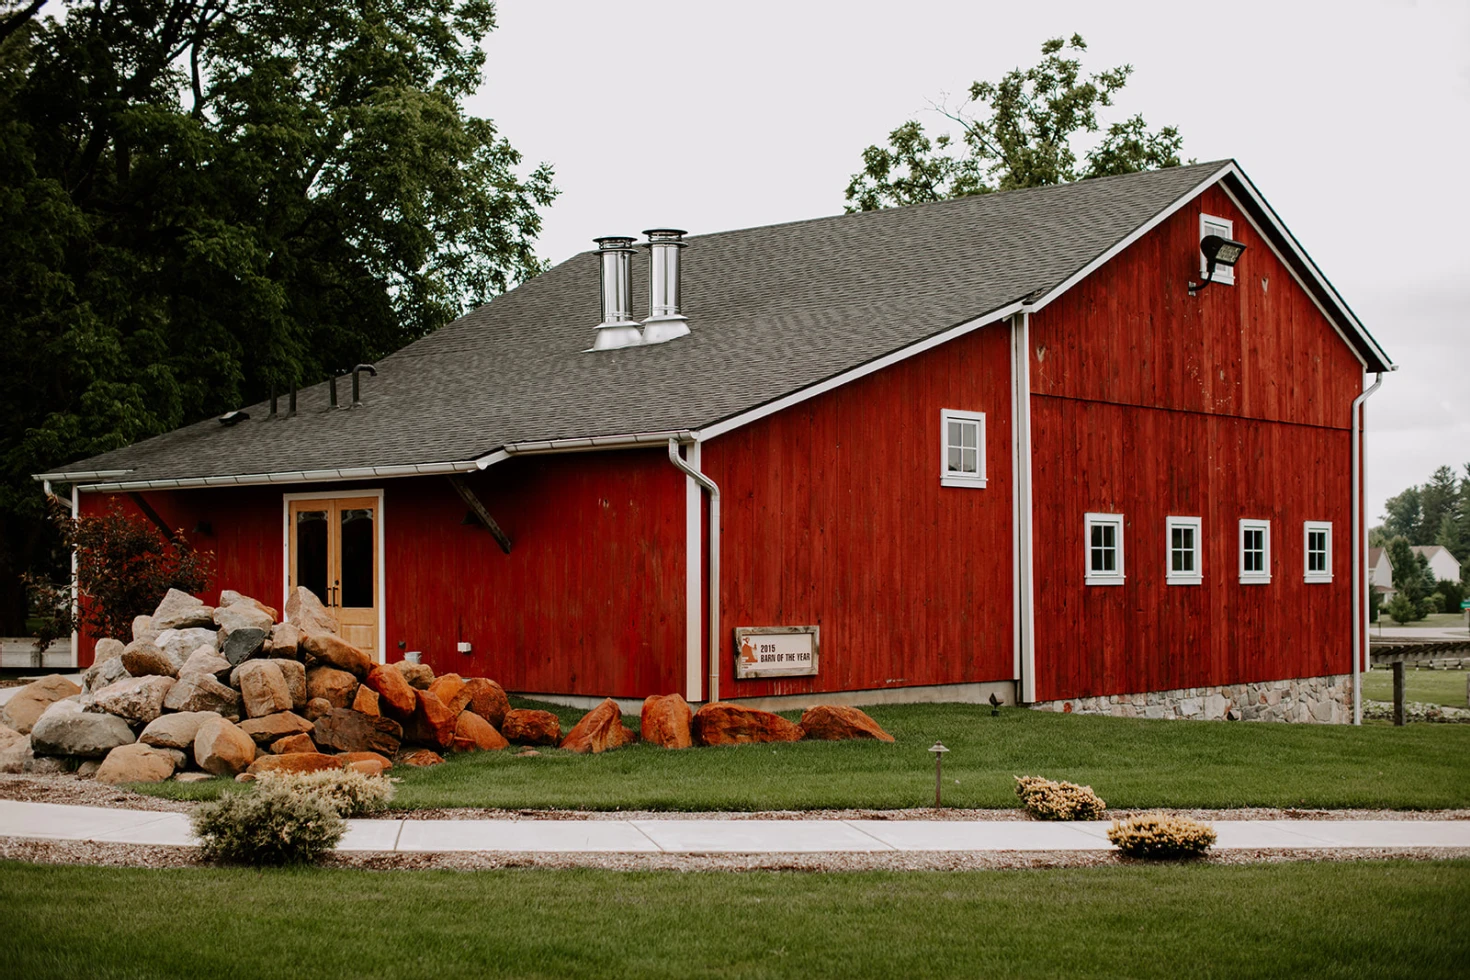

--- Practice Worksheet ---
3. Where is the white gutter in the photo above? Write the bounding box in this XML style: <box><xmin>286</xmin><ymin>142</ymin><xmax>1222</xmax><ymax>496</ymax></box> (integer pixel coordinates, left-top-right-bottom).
<box><xmin>32</xmin><ymin>470</ymin><xmax>131</xmax><ymax>483</ymax></box>
<box><xmin>479</xmin><ymin>430</ymin><xmax>692</xmax><ymax>468</ymax></box>
<box><xmin>77</xmin><ymin>461</ymin><xmax>480</xmax><ymax>493</ymax></box>
<box><xmin>1351</xmin><ymin>372</ymin><xmax>1384</xmax><ymax>725</ymax></box>
<box><xmin>668</xmin><ymin>437</ymin><xmax>721</xmax><ymax>704</ymax></box>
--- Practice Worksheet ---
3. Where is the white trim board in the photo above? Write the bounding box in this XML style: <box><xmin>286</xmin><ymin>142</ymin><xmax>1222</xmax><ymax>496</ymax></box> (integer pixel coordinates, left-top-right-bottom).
<box><xmin>281</xmin><ymin>488</ymin><xmax>388</xmax><ymax>665</ymax></box>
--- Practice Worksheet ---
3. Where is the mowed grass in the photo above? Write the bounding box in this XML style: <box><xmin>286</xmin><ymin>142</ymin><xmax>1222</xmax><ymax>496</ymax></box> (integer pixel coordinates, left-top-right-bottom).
<box><xmin>1362</xmin><ymin>667</ymin><xmax>1468</xmax><ymax>708</ymax></box>
<box><xmin>135</xmin><ymin>699</ymin><xmax>1470</xmax><ymax>811</ymax></box>
<box><xmin>2</xmin><ymin>860</ymin><xmax>1466</xmax><ymax>979</ymax></box>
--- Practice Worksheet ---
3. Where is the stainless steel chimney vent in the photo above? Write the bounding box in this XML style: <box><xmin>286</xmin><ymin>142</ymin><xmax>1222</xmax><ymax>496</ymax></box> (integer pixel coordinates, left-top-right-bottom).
<box><xmin>640</xmin><ymin>228</ymin><xmax>690</xmax><ymax>344</ymax></box>
<box><xmin>592</xmin><ymin>236</ymin><xmax>642</xmax><ymax>350</ymax></box>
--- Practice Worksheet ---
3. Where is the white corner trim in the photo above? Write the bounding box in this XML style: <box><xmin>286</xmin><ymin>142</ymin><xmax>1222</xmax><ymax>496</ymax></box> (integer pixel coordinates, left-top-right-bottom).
<box><xmin>281</xmin><ymin>488</ymin><xmax>388</xmax><ymax>664</ymax></box>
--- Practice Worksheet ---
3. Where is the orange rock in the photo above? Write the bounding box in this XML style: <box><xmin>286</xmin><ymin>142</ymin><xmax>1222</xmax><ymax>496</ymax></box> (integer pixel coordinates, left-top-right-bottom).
<box><xmin>352</xmin><ymin>685</ymin><xmax>381</xmax><ymax>717</ymax></box>
<box><xmin>501</xmin><ymin>708</ymin><xmax>561</xmax><ymax>746</ymax></box>
<box><xmin>346</xmin><ymin>759</ymin><xmax>387</xmax><ymax>777</ymax></box>
<box><xmin>463</xmin><ymin>678</ymin><xmax>509</xmax><ymax>728</ymax></box>
<box><xmin>692</xmin><ymin>703</ymin><xmax>803</xmax><ymax>746</ymax></box>
<box><xmin>403</xmin><ymin>690</ymin><xmax>456</xmax><ymax>749</ymax></box>
<box><xmin>247</xmin><ymin>752</ymin><xmax>344</xmax><ymax>775</ymax></box>
<box><xmin>798</xmin><ymin>705</ymin><xmax>895</xmax><ymax>742</ymax></box>
<box><xmin>641</xmin><ymin>694</ymin><xmax>694</xmax><ymax>749</ymax></box>
<box><xmin>301</xmin><ymin>630</ymin><xmax>373</xmax><ymax>678</ymax></box>
<box><xmin>398</xmin><ymin>749</ymin><xmax>444</xmax><ymax>767</ymax></box>
<box><xmin>364</xmin><ymin>663</ymin><xmax>417</xmax><ymax>719</ymax></box>
<box><xmin>428</xmin><ymin>674</ymin><xmax>472</xmax><ymax>715</ymax></box>
<box><xmin>560</xmin><ymin>698</ymin><xmax>636</xmax><ymax>754</ymax></box>
<box><xmin>271</xmin><ymin>733</ymin><xmax>317</xmax><ymax>754</ymax></box>
<box><xmin>338</xmin><ymin>750</ymin><xmax>393</xmax><ymax>770</ymax></box>
<box><xmin>451</xmin><ymin>710</ymin><xmax>509</xmax><ymax>752</ymax></box>
<box><xmin>305</xmin><ymin>666</ymin><xmax>358</xmax><ymax>709</ymax></box>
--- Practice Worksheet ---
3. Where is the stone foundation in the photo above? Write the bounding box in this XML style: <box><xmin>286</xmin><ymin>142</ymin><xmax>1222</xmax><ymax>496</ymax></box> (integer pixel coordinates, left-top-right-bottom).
<box><xmin>1031</xmin><ymin>674</ymin><xmax>1352</xmax><ymax>724</ymax></box>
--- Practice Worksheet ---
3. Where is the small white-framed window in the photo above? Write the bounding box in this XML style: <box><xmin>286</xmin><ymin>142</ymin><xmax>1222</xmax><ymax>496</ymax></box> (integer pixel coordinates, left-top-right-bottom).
<box><xmin>1200</xmin><ymin>213</ymin><xmax>1235</xmax><ymax>285</ymax></box>
<box><xmin>1166</xmin><ymin>516</ymin><xmax>1202</xmax><ymax>586</ymax></box>
<box><xmin>1085</xmin><ymin>513</ymin><xmax>1125</xmax><ymax>586</ymax></box>
<box><xmin>1239</xmin><ymin>518</ymin><xmax>1271</xmax><ymax>585</ymax></box>
<box><xmin>940</xmin><ymin>409</ymin><xmax>986</xmax><ymax>488</ymax></box>
<box><xmin>1304</xmin><ymin>521</ymin><xmax>1333</xmax><ymax>583</ymax></box>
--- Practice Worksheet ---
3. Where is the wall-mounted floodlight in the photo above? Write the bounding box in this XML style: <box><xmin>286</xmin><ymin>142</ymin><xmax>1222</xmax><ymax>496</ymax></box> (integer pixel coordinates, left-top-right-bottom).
<box><xmin>1188</xmin><ymin>234</ymin><xmax>1247</xmax><ymax>296</ymax></box>
<box><xmin>218</xmin><ymin>411</ymin><xmax>249</xmax><ymax>426</ymax></box>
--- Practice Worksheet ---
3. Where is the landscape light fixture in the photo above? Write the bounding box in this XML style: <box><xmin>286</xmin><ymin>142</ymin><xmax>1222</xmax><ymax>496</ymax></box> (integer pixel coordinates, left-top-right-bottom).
<box><xmin>929</xmin><ymin>741</ymin><xmax>950</xmax><ymax>808</ymax></box>
<box><xmin>217</xmin><ymin>411</ymin><xmax>249</xmax><ymax>427</ymax></box>
<box><xmin>1188</xmin><ymin>234</ymin><xmax>1247</xmax><ymax>296</ymax></box>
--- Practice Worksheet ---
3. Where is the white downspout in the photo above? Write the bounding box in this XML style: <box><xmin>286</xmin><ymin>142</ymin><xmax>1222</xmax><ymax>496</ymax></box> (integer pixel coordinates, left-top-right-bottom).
<box><xmin>1010</xmin><ymin>311</ymin><xmax>1037</xmax><ymax>703</ymax></box>
<box><xmin>668</xmin><ymin>438</ymin><xmax>721</xmax><ymax>703</ymax></box>
<box><xmin>1351</xmin><ymin>372</ymin><xmax>1383</xmax><ymax>725</ymax></box>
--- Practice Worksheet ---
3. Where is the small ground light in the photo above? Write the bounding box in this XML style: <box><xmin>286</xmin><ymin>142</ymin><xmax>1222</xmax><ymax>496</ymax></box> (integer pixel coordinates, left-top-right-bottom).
<box><xmin>929</xmin><ymin>742</ymin><xmax>949</xmax><ymax>808</ymax></box>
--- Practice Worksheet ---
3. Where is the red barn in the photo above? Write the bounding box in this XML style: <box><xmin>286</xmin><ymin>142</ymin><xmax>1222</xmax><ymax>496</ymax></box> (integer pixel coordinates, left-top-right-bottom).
<box><xmin>37</xmin><ymin>160</ymin><xmax>1394</xmax><ymax>723</ymax></box>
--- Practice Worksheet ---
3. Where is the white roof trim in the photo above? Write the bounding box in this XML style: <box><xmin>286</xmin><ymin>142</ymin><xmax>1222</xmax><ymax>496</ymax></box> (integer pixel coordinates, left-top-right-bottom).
<box><xmin>80</xmin><ymin>461</ymin><xmax>479</xmax><ymax>493</ymax></box>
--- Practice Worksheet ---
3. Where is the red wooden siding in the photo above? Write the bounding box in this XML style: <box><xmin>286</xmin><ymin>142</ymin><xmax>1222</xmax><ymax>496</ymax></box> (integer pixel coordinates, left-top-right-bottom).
<box><xmin>1026</xmin><ymin>184</ymin><xmax>1362</xmax><ymax>701</ymax></box>
<box><xmin>704</xmin><ymin>319</ymin><xmax>1015</xmax><ymax>700</ymax></box>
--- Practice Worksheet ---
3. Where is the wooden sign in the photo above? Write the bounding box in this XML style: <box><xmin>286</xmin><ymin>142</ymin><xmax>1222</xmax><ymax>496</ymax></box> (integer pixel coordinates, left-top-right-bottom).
<box><xmin>732</xmin><ymin>626</ymin><xmax>819</xmax><ymax>680</ymax></box>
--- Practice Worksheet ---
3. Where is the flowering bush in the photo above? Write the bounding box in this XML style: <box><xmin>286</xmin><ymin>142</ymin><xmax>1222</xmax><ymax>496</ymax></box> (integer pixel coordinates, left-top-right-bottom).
<box><xmin>1108</xmin><ymin>813</ymin><xmax>1216</xmax><ymax>859</ymax></box>
<box><xmin>1014</xmin><ymin>775</ymin><xmax>1107</xmax><ymax>820</ymax></box>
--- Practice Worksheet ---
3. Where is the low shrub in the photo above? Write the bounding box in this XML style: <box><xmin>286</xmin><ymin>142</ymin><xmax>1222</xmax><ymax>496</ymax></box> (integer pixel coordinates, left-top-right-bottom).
<box><xmin>1108</xmin><ymin>813</ymin><xmax>1216</xmax><ymax>859</ymax></box>
<box><xmin>191</xmin><ymin>781</ymin><xmax>344</xmax><ymax>865</ymax></box>
<box><xmin>1014</xmin><ymin>775</ymin><xmax>1106</xmax><ymax>820</ymax></box>
<box><xmin>258</xmin><ymin>768</ymin><xmax>395</xmax><ymax>817</ymax></box>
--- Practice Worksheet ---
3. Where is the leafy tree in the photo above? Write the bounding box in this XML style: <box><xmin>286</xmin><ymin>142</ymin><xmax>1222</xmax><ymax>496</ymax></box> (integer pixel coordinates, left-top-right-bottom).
<box><xmin>1385</xmin><ymin>536</ymin><xmax>1435</xmax><ymax>619</ymax></box>
<box><xmin>1380</xmin><ymin>486</ymin><xmax>1422</xmax><ymax>543</ymax></box>
<box><xmin>846</xmin><ymin>34</ymin><xmax>1184</xmax><ymax>212</ymax></box>
<box><xmin>0</xmin><ymin>0</ymin><xmax>555</xmax><ymax>633</ymax></box>
<box><xmin>1417</xmin><ymin>465</ymin><xmax>1459</xmax><ymax>545</ymax></box>
<box><xmin>1385</xmin><ymin>591</ymin><xmax>1418</xmax><ymax>626</ymax></box>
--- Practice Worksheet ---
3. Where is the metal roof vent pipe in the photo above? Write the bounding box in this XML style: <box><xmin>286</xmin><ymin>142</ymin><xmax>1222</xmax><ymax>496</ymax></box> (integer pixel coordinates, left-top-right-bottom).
<box><xmin>640</xmin><ymin>228</ymin><xmax>690</xmax><ymax>344</ymax></box>
<box><xmin>592</xmin><ymin>236</ymin><xmax>642</xmax><ymax>350</ymax></box>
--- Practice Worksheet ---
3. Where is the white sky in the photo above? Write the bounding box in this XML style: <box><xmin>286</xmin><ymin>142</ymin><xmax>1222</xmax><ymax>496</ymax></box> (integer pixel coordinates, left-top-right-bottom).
<box><xmin>472</xmin><ymin>0</ymin><xmax>1470</xmax><ymax>526</ymax></box>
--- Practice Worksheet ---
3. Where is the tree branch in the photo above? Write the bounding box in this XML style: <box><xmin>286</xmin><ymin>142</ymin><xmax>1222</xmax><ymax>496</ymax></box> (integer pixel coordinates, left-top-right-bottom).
<box><xmin>0</xmin><ymin>0</ymin><xmax>46</xmax><ymax>47</ymax></box>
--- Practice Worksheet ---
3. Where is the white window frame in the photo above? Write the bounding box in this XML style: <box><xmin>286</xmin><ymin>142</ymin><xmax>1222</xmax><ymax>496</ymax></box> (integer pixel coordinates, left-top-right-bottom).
<box><xmin>1200</xmin><ymin>213</ymin><xmax>1236</xmax><ymax>285</ymax></box>
<box><xmin>1166</xmin><ymin>516</ymin><xmax>1203</xmax><ymax>586</ymax></box>
<box><xmin>940</xmin><ymin>409</ymin><xmax>986</xmax><ymax>488</ymax></box>
<box><xmin>1239</xmin><ymin>518</ymin><xmax>1271</xmax><ymax>585</ymax></box>
<box><xmin>1085</xmin><ymin>512</ymin><xmax>1125</xmax><ymax>586</ymax></box>
<box><xmin>1304</xmin><ymin>521</ymin><xmax>1333</xmax><ymax>584</ymax></box>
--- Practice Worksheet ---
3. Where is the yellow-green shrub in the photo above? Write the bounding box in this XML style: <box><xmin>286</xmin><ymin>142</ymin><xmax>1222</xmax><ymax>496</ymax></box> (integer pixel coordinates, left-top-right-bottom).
<box><xmin>257</xmin><ymin>768</ymin><xmax>395</xmax><ymax>817</ymax></box>
<box><xmin>191</xmin><ymin>780</ymin><xmax>344</xmax><ymax>865</ymax></box>
<box><xmin>1014</xmin><ymin>775</ymin><xmax>1107</xmax><ymax>820</ymax></box>
<box><xmin>1108</xmin><ymin>813</ymin><xmax>1216</xmax><ymax>859</ymax></box>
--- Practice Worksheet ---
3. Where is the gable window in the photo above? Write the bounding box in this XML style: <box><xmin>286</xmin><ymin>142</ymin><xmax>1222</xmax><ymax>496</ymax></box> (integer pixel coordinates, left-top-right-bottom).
<box><xmin>1166</xmin><ymin>516</ymin><xmax>1202</xmax><ymax>585</ymax></box>
<box><xmin>1200</xmin><ymin>213</ymin><xmax>1235</xmax><ymax>285</ymax></box>
<box><xmin>940</xmin><ymin>409</ymin><xmax>986</xmax><ymax>488</ymax></box>
<box><xmin>1304</xmin><ymin>521</ymin><xmax>1333</xmax><ymax>583</ymax></box>
<box><xmin>1085</xmin><ymin>513</ymin><xmax>1125</xmax><ymax>585</ymax></box>
<box><xmin>1239</xmin><ymin>518</ymin><xmax>1271</xmax><ymax>585</ymax></box>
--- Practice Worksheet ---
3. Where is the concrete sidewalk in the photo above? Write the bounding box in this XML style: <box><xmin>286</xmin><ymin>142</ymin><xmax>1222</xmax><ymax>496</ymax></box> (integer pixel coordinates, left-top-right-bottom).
<box><xmin>2</xmin><ymin>800</ymin><xmax>1467</xmax><ymax>853</ymax></box>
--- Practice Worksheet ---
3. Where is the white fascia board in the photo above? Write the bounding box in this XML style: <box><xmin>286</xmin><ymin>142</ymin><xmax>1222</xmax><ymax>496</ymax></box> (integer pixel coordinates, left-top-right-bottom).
<box><xmin>476</xmin><ymin>430</ymin><xmax>694</xmax><ymax>470</ymax></box>
<box><xmin>31</xmin><ymin>469</ymin><xmax>132</xmax><ymax>482</ymax></box>
<box><xmin>693</xmin><ymin>302</ymin><xmax>1027</xmax><ymax>442</ymax></box>
<box><xmin>80</xmin><ymin>461</ymin><xmax>481</xmax><ymax>492</ymax></box>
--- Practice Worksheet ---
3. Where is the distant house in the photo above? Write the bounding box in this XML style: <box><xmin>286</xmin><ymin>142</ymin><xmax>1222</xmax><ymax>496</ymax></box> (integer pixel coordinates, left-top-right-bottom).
<box><xmin>1367</xmin><ymin>548</ymin><xmax>1393</xmax><ymax>590</ymax></box>
<box><xmin>1411</xmin><ymin>545</ymin><xmax>1462</xmax><ymax>585</ymax></box>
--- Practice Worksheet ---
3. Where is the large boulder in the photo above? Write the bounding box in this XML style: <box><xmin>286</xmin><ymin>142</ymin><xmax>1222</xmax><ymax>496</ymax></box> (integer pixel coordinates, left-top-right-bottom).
<box><xmin>139</xmin><ymin>711</ymin><xmax>217</xmax><ymax>750</ymax></box>
<box><xmin>131</xmin><ymin>614</ymin><xmax>158</xmax><ymax>645</ymax></box>
<box><xmin>154</xmin><ymin>627</ymin><xmax>218</xmax><ymax>665</ymax></box>
<box><xmin>312</xmin><ymin>707</ymin><xmax>403</xmax><ymax>755</ymax></box>
<box><xmin>162</xmin><ymin>672</ymin><xmax>242</xmax><ymax>719</ymax></box>
<box><xmin>404</xmin><ymin>691</ymin><xmax>457</xmax><ymax>749</ymax></box>
<box><xmin>641</xmin><ymin>694</ymin><xmax>694</xmax><ymax>749</ymax></box>
<box><xmin>798</xmin><ymin>705</ymin><xmax>895</xmax><ymax>742</ymax></box>
<box><xmin>392</xmin><ymin>660</ymin><xmax>434</xmax><ymax>690</ymax></box>
<box><xmin>83</xmin><ymin>656</ymin><xmax>130</xmax><ymax>694</ymax></box>
<box><xmin>121</xmin><ymin>640</ymin><xmax>177</xmax><ymax>678</ymax></box>
<box><xmin>220</xmin><ymin>627</ymin><xmax>268</xmax><ymax>665</ymax></box>
<box><xmin>95</xmin><ymin>743</ymin><xmax>177</xmax><ymax>785</ymax></box>
<box><xmin>214</xmin><ymin>601</ymin><xmax>274</xmax><ymax>637</ymax></box>
<box><xmin>463</xmin><ymin>678</ymin><xmax>509</xmax><ymax>729</ymax></box>
<box><xmin>234</xmin><ymin>660</ymin><xmax>293</xmax><ymax>718</ymax></box>
<box><xmin>284</xmin><ymin>586</ymin><xmax>337</xmax><ymax>634</ymax></box>
<box><xmin>0</xmin><ymin>724</ymin><xmax>31</xmax><ymax>773</ymax></box>
<box><xmin>275</xmin><ymin>659</ymin><xmax>306</xmax><ymax>709</ymax></box>
<box><xmin>269</xmin><ymin>622</ymin><xmax>300</xmax><ymax>659</ymax></box>
<box><xmin>561</xmin><ymin>699</ymin><xmax>635</xmax><ymax>754</ymax></box>
<box><xmin>220</xmin><ymin>590</ymin><xmax>278</xmax><ymax>621</ymax></box>
<box><xmin>93</xmin><ymin>638</ymin><xmax>125</xmax><ymax>664</ymax></box>
<box><xmin>501</xmin><ymin>708</ymin><xmax>561</xmax><ymax>747</ymax></box>
<box><xmin>692</xmin><ymin>703</ymin><xmax>802</xmax><ymax>746</ymax></box>
<box><xmin>428</xmin><ymin>674</ymin><xmax>472</xmax><ymax>715</ymax></box>
<box><xmin>247</xmin><ymin>752</ymin><xmax>342</xmax><ymax>776</ymax></box>
<box><xmin>86</xmin><ymin>675</ymin><xmax>174</xmax><ymax>725</ymax></box>
<box><xmin>30</xmin><ymin>700</ymin><xmax>136</xmax><ymax>757</ymax></box>
<box><xmin>152</xmin><ymin>588</ymin><xmax>214</xmax><ymax>630</ymax></box>
<box><xmin>301</xmin><ymin>631</ymin><xmax>372</xmax><ymax>678</ymax></box>
<box><xmin>306</xmin><ymin>666</ymin><xmax>358</xmax><ymax>708</ymax></box>
<box><xmin>179</xmin><ymin>647</ymin><xmax>232</xmax><ymax>683</ymax></box>
<box><xmin>193</xmin><ymin>716</ymin><xmax>256</xmax><ymax>775</ymax></box>
<box><xmin>237</xmin><ymin>711</ymin><xmax>315</xmax><ymax>747</ymax></box>
<box><xmin>451</xmin><ymin>711</ymin><xmax>509</xmax><ymax>752</ymax></box>
<box><xmin>365</xmin><ymin>664</ymin><xmax>417</xmax><ymax>718</ymax></box>
<box><xmin>1</xmin><ymin>674</ymin><xmax>82</xmax><ymax>734</ymax></box>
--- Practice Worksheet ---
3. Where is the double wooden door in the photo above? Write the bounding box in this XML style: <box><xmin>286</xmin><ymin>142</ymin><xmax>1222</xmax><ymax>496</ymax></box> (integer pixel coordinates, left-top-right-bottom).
<box><xmin>288</xmin><ymin>496</ymin><xmax>379</xmax><ymax>658</ymax></box>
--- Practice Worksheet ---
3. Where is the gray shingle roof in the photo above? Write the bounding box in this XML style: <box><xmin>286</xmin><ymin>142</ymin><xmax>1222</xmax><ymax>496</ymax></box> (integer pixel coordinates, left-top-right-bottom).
<box><xmin>48</xmin><ymin>161</ymin><xmax>1385</xmax><ymax>487</ymax></box>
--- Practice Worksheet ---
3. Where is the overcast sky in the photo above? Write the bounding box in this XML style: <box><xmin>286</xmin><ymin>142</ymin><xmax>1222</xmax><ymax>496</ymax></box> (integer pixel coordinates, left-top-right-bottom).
<box><xmin>472</xmin><ymin>0</ymin><xmax>1469</xmax><ymax>527</ymax></box>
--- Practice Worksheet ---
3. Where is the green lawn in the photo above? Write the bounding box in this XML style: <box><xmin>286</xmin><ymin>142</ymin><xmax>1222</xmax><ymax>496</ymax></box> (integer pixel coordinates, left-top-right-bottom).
<box><xmin>1376</xmin><ymin>612</ymin><xmax>1469</xmax><ymax>630</ymax></box>
<box><xmin>135</xmin><ymin>699</ymin><xmax>1470</xmax><ymax>811</ymax></box>
<box><xmin>1</xmin><ymin>860</ymin><xmax>1465</xmax><ymax>979</ymax></box>
<box><xmin>1362</xmin><ymin>667</ymin><xmax>1468</xmax><ymax>708</ymax></box>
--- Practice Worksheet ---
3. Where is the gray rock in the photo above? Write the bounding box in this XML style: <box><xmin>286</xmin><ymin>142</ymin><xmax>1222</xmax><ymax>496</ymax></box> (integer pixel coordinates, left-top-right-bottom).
<box><xmin>151</xmin><ymin>588</ymin><xmax>215</xmax><ymax>630</ymax></box>
<box><xmin>162</xmin><ymin>673</ymin><xmax>242</xmax><ymax>719</ymax></box>
<box><xmin>86</xmin><ymin>675</ymin><xmax>175</xmax><ymax>726</ymax></box>
<box><xmin>76</xmin><ymin>759</ymin><xmax>102</xmax><ymax>778</ymax></box>
<box><xmin>0</xmin><ymin>674</ymin><xmax>82</xmax><ymax>733</ymax></box>
<box><xmin>234</xmin><ymin>660</ymin><xmax>292</xmax><ymax>718</ymax></box>
<box><xmin>94</xmin><ymin>638</ymin><xmax>126</xmax><ymax>664</ymax></box>
<box><xmin>215</xmin><ymin>602</ymin><xmax>274</xmax><ymax>638</ymax></box>
<box><xmin>84</xmin><ymin>656</ymin><xmax>130</xmax><ymax>694</ymax></box>
<box><xmin>154</xmin><ymin>627</ymin><xmax>219</xmax><ymax>665</ymax></box>
<box><xmin>284</xmin><ymin>586</ymin><xmax>336</xmax><ymax>634</ymax></box>
<box><xmin>30</xmin><ymin>700</ymin><xmax>136</xmax><ymax>757</ymax></box>
<box><xmin>140</xmin><ymin>711</ymin><xmax>218</xmax><ymax>750</ymax></box>
<box><xmin>26</xmin><ymin>754</ymin><xmax>70</xmax><ymax>774</ymax></box>
<box><xmin>121</xmin><ymin>640</ymin><xmax>178</xmax><ymax>678</ymax></box>
<box><xmin>131</xmin><ymin>614</ymin><xmax>158</xmax><ymax>645</ymax></box>
<box><xmin>275</xmin><ymin>659</ymin><xmax>307</xmax><ymax>709</ymax></box>
<box><xmin>269</xmin><ymin>622</ymin><xmax>300</xmax><ymax>659</ymax></box>
<box><xmin>221</xmin><ymin>627</ymin><xmax>268</xmax><ymax>665</ymax></box>
<box><xmin>180</xmin><ymin>647</ymin><xmax>232</xmax><ymax>682</ymax></box>
<box><xmin>173</xmin><ymin>771</ymin><xmax>213</xmax><ymax>783</ymax></box>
